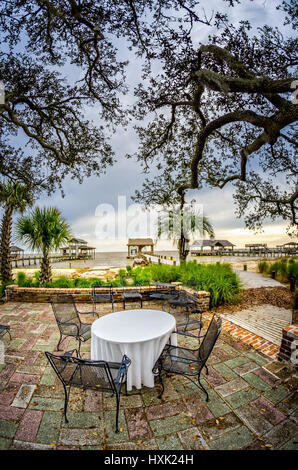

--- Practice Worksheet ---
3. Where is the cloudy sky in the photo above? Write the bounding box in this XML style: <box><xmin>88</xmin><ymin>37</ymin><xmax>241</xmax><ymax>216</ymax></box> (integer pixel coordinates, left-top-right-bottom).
<box><xmin>11</xmin><ymin>0</ymin><xmax>295</xmax><ymax>251</ymax></box>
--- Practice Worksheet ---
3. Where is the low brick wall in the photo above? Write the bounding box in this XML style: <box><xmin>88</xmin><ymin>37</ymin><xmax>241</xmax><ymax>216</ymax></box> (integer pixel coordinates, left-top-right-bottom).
<box><xmin>278</xmin><ymin>324</ymin><xmax>298</xmax><ymax>369</ymax></box>
<box><xmin>5</xmin><ymin>285</ymin><xmax>211</xmax><ymax>311</ymax></box>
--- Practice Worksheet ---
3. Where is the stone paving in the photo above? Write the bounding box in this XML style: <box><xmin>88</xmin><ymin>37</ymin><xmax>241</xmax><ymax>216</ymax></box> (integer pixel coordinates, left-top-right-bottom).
<box><xmin>0</xmin><ymin>301</ymin><xmax>297</xmax><ymax>451</ymax></box>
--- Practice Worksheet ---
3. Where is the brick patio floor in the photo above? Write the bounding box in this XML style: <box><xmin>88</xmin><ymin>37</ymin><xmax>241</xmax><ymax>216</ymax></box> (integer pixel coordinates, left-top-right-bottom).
<box><xmin>0</xmin><ymin>301</ymin><xmax>297</xmax><ymax>451</ymax></box>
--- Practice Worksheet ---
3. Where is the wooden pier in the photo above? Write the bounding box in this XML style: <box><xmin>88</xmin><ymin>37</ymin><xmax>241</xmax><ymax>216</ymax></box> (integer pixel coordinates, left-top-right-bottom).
<box><xmin>9</xmin><ymin>254</ymin><xmax>93</xmax><ymax>268</ymax></box>
<box><xmin>190</xmin><ymin>248</ymin><xmax>297</xmax><ymax>258</ymax></box>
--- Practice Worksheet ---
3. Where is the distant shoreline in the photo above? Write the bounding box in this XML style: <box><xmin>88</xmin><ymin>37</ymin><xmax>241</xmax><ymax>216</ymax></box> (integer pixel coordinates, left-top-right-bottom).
<box><xmin>11</xmin><ymin>252</ymin><xmax>278</xmax><ymax>280</ymax></box>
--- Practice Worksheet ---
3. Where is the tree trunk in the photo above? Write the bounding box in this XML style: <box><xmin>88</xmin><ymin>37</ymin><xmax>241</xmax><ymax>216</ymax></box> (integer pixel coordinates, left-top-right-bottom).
<box><xmin>0</xmin><ymin>205</ymin><xmax>13</xmax><ymax>283</ymax></box>
<box><xmin>40</xmin><ymin>251</ymin><xmax>52</xmax><ymax>285</ymax></box>
<box><xmin>178</xmin><ymin>235</ymin><xmax>189</xmax><ymax>263</ymax></box>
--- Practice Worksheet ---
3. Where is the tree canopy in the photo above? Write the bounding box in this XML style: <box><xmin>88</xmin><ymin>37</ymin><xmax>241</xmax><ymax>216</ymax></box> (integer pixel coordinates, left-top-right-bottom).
<box><xmin>131</xmin><ymin>1</ymin><xmax>298</xmax><ymax>233</ymax></box>
<box><xmin>0</xmin><ymin>1</ymin><xmax>296</xmax><ymax>234</ymax></box>
<box><xmin>0</xmin><ymin>0</ymin><xmax>215</xmax><ymax>192</ymax></box>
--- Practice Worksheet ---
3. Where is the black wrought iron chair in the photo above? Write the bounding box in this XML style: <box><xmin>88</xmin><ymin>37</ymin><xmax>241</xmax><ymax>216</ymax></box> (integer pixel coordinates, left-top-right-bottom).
<box><xmin>149</xmin><ymin>283</ymin><xmax>177</xmax><ymax>310</ymax></box>
<box><xmin>168</xmin><ymin>290</ymin><xmax>203</xmax><ymax>338</ymax></box>
<box><xmin>91</xmin><ymin>285</ymin><xmax>114</xmax><ymax>315</ymax></box>
<box><xmin>121</xmin><ymin>287</ymin><xmax>143</xmax><ymax>309</ymax></box>
<box><xmin>51</xmin><ymin>295</ymin><xmax>92</xmax><ymax>354</ymax></box>
<box><xmin>153</xmin><ymin>314</ymin><xmax>222</xmax><ymax>401</ymax></box>
<box><xmin>45</xmin><ymin>350</ymin><xmax>131</xmax><ymax>433</ymax></box>
<box><xmin>0</xmin><ymin>325</ymin><xmax>11</xmax><ymax>341</ymax></box>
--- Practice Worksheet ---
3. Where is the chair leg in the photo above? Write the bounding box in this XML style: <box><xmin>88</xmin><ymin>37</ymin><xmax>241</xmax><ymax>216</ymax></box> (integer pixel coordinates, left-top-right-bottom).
<box><xmin>63</xmin><ymin>384</ymin><xmax>70</xmax><ymax>423</ymax></box>
<box><xmin>198</xmin><ymin>373</ymin><xmax>209</xmax><ymax>402</ymax></box>
<box><xmin>158</xmin><ymin>369</ymin><xmax>164</xmax><ymax>399</ymax></box>
<box><xmin>115</xmin><ymin>394</ymin><xmax>120</xmax><ymax>433</ymax></box>
<box><xmin>57</xmin><ymin>333</ymin><xmax>63</xmax><ymax>351</ymax></box>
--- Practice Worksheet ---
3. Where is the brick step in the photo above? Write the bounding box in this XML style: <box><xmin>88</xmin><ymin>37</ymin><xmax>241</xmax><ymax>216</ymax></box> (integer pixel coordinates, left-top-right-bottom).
<box><xmin>221</xmin><ymin>315</ymin><xmax>287</xmax><ymax>345</ymax></box>
<box><xmin>223</xmin><ymin>317</ymin><xmax>290</xmax><ymax>337</ymax></box>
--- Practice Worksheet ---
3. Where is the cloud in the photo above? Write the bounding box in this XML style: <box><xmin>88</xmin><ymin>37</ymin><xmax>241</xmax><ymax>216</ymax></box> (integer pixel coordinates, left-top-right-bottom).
<box><xmin>8</xmin><ymin>0</ymin><xmax>294</xmax><ymax>253</ymax></box>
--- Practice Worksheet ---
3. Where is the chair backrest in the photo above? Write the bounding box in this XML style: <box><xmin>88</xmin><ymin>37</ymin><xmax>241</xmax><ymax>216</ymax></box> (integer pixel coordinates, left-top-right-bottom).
<box><xmin>197</xmin><ymin>314</ymin><xmax>222</xmax><ymax>367</ymax></box>
<box><xmin>185</xmin><ymin>292</ymin><xmax>199</xmax><ymax>306</ymax></box>
<box><xmin>51</xmin><ymin>295</ymin><xmax>81</xmax><ymax>329</ymax></box>
<box><xmin>122</xmin><ymin>286</ymin><xmax>140</xmax><ymax>294</ymax></box>
<box><xmin>45</xmin><ymin>352</ymin><xmax>130</xmax><ymax>393</ymax></box>
<box><xmin>92</xmin><ymin>285</ymin><xmax>113</xmax><ymax>299</ymax></box>
<box><xmin>148</xmin><ymin>283</ymin><xmax>164</xmax><ymax>294</ymax></box>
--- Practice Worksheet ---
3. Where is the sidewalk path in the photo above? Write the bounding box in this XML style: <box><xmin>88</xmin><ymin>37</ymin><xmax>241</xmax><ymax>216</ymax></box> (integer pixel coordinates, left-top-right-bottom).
<box><xmin>234</xmin><ymin>269</ymin><xmax>285</xmax><ymax>290</ymax></box>
<box><xmin>221</xmin><ymin>270</ymin><xmax>292</xmax><ymax>353</ymax></box>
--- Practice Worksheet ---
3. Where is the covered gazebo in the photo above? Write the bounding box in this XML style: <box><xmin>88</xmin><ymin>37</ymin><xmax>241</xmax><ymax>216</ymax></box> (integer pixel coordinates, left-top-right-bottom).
<box><xmin>245</xmin><ymin>243</ymin><xmax>268</xmax><ymax>252</ymax></box>
<box><xmin>10</xmin><ymin>246</ymin><xmax>24</xmax><ymax>259</ymax></box>
<box><xmin>77</xmin><ymin>245</ymin><xmax>96</xmax><ymax>260</ymax></box>
<box><xmin>60</xmin><ymin>238</ymin><xmax>96</xmax><ymax>260</ymax></box>
<box><xmin>191</xmin><ymin>239</ymin><xmax>235</xmax><ymax>254</ymax></box>
<box><xmin>277</xmin><ymin>242</ymin><xmax>298</xmax><ymax>253</ymax></box>
<box><xmin>127</xmin><ymin>238</ymin><xmax>154</xmax><ymax>258</ymax></box>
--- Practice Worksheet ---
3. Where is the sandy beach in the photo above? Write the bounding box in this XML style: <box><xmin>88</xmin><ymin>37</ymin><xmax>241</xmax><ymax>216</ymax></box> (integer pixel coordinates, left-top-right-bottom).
<box><xmin>11</xmin><ymin>250</ymin><xmax>264</xmax><ymax>280</ymax></box>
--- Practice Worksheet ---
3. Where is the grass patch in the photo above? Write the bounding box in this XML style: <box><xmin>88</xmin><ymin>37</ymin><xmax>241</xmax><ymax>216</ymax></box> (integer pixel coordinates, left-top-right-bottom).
<box><xmin>257</xmin><ymin>257</ymin><xmax>298</xmax><ymax>282</ymax></box>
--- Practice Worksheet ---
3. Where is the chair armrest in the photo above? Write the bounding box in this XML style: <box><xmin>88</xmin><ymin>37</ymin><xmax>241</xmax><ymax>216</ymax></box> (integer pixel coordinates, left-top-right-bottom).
<box><xmin>64</xmin><ymin>349</ymin><xmax>80</xmax><ymax>358</ymax></box>
<box><xmin>114</xmin><ymin>355</ymin><xmax>131</xmax><ymax>386</ymax></box>
<box><xmin>58</xmin><ymin>321</ymin><xmax>80</xmax><ymax>336</ymax></box>
<box><xmin>160</xmin><ymin>344</ymin><xmax>201</xmax><ymax>363</ymax></box>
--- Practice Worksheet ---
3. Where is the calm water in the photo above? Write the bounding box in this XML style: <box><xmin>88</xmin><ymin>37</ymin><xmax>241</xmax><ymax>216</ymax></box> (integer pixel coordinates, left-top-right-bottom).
<box><xmin>49</xmin><ymin>250</ymin><xmax>263</xmax><ymax>269</ymax></box>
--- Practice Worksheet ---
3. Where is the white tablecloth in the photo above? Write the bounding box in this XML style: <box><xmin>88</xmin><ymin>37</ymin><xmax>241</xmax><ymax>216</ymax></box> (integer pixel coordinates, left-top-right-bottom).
<box><xmin>91</xmin><ymin>309</ymin><xmax>177</xmax><ymax>391</ymax></box>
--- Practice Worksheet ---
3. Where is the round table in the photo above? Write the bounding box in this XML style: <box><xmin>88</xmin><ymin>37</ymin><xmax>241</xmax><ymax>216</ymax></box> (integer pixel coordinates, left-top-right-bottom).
<box><xmin>91</xmin><ymin>309</ymin><xmax>177</xmax><ymax>391</ymax></box>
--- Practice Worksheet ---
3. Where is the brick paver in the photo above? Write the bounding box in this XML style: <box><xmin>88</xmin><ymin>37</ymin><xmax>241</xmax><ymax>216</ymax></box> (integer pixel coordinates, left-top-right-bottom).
<box><xmin>0</xmin><ymin>301</ymin><xmax>297</xmax><ymax>450</ymax></box>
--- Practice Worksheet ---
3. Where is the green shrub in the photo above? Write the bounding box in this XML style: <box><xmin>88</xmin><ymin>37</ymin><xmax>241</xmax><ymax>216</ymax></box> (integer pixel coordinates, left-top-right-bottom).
<box><xmin>49</xmin><ymin>276</ymin><xmax>72</xmax><ymax>288</ymax></box>
<box><xmin>71</xmin><ymin>278</ymin><xmax>91</xmax><ymax>288</ymax></box>
<box><xmin>12</xmin><ymin>260</ymin><xmax>242</xmax><ymax>307</ymax></box>
<box><xmin>294</xmin><ymin>290</ymin><xmax>298</xmax><ymax>310</ymax></box>
<box><xmin>123</xmin><ymin>261</ymin><xmax>241</xmax><ymax>307</ymax></box>
<box><xmin>17</xmin><ymin>272</ymin><xmax>27</xmax><ymax>286</ymax></box>
<box><xmin>15</xmin><ymin>271</ymin><xmax>37</xmax><ymax>287</ymax></box>
<box><xmin>258</xmin><ymin>258</ymin><xmax>298</xmax><ymax>281</ymax></box>
<box><xmin>118</xmin><ymin>269</ymin><xmax>126</xmax><ymax>279</ymax></box>
<box><xmin>258</xmin><ymin>260</ymin><xmax>269</xmax><ymax>273</ymax></box>
<box><xmin>288</xmin><ymin>259</ymin><xmax>298</xmax><ymax>278</ymax></box>
<box><xmin>89</xmin><ymin>278</ymin><xmax>104</xmax><ymax>287</ymax></box>
<box><xmin>0</xmin><ymin>281</ymin><xmax>14</xmax><ymax>298</ymax></box>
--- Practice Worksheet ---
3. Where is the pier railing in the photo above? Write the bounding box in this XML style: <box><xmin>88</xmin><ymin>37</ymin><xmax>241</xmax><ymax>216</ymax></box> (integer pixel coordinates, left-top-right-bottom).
<box><xmin>190</xmin><ymin>248</ymin><xmax>297</xmax><ymax>258</ymax></box>
<box><xmin>143</xmin><ymin>253</ymin><xmax>179</xmax><ymax>266</ymax></box>
<box><xmin>7</xmin><ymin>253</ymin><xmax>94</xmax><ymax>268</ymax></box>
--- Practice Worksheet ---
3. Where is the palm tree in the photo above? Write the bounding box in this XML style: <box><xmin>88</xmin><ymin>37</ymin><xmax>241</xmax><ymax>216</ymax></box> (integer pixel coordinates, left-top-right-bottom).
<box><xmin>16</xmin><ymin>207</ymin><xmax>72</xmax><ymax>285</ymax></box>
<box><xmin>0</xmin><ymin>180</ymin><xmax>34</xmax><ymax>283</ymax></box>
<box><xmin>157</xmin><ymin>196</ymin><xmax>214</xmax><ymax>262</ymax></box>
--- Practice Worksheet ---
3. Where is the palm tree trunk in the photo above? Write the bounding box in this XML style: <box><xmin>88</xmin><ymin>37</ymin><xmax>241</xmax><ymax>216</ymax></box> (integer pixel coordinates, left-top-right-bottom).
<box><xmin>179</xmin><ymin>235</ymin><xmax>189</xmax><ymax>262</ymax></box>
<box><xmin>0</xmin><ymin>205</ymin><xmax>13</xmax><ymax>283</ymax></box>
<box><xmin>40</xmin><ymin>251</ymin><xmax>52</xmax><ymax>285</ymax></box>
<box><xmin>178</xmin><ymin>189</ymin><xmax>189</xmax><ymax>263</ymax></box>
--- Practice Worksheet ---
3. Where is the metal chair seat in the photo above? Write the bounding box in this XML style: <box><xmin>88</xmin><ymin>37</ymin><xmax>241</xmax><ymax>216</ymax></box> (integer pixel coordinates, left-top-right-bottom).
<box><xmin>0</xmin><ymin>325</ymin><xmax>11</xmax><ymax>340</ymax></box>
<box><xmin>176</xmin><ymin>317</ymin><xmax>202</xmax><ymax>331</ymax></box>
<box><xmin>122</xmin><ymin>290</ymin><xmax>143</xmax><ymax>309</ymax></box>
<box><xmin>122</xmin><ymin>291</ymin><xmax>142</xmax><ymax>299</ymax></box>
<box><xmin>91</xmin><ymin>286</ymin><xmax>114</xmax><ymax>314</ymax></box>
<box><xmin>149</xmin><ymin>292</ymin><xmax>167</xmax><ymax>301</ymax></box>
